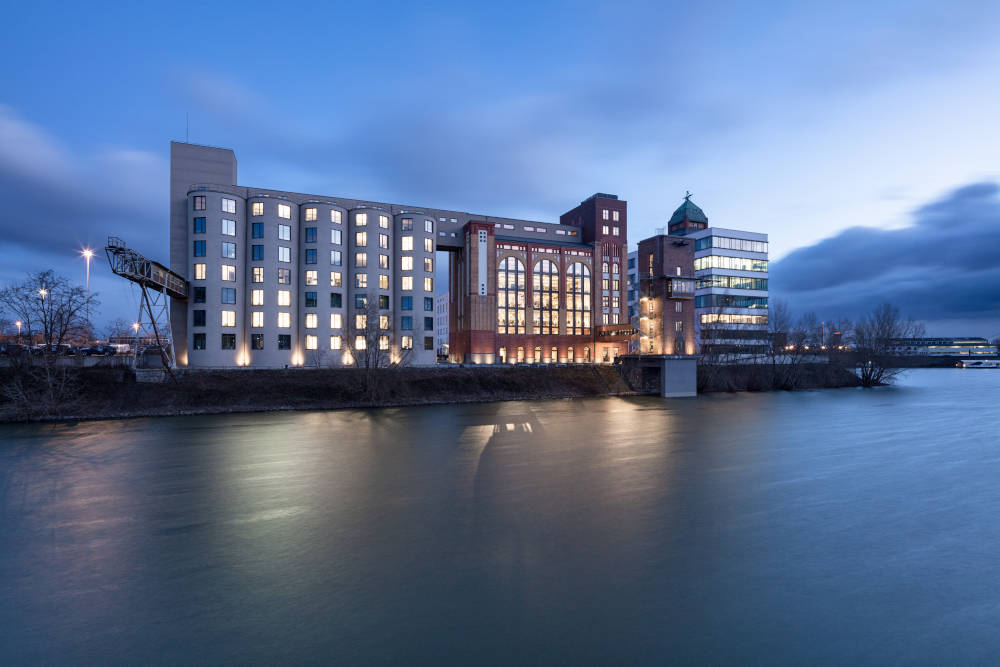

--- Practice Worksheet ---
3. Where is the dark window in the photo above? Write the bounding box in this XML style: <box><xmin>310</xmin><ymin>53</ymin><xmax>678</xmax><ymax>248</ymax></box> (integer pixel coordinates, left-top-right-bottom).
<box><xmin>251</xmin><ymin>334</ymin><xmax>264</xmax><ymax>350</ymax></box>
<box><xmin>401</xmin><ymin>296</ymin><xmax>412</xmax><ymax>311</ymax></box>
<box><xmin>305</xmin><ymin>227</ymin><xmax>317</xmax><ymax>243</ymax></box>
<box><xmin>278</xmin><ymin>335</ymin><xmax>291</xmax><ymax>350</ymax></box>
<box><xmin>193</xmin><ymin>217</ymin><xmax>206</xmax><ymax>233</ymax></box>
<box><xmin>305</xmin><ymin>292</ymin><xmax>317</xmax><ymax>308</ymax></box>
<box><xmin>379</xmin><ymin>295</ymin><xmax>389</xmax><ymax>309</ymax></box>
<box><xmin>194</xmin><ymin>286</ymin><xmax>206</xmax><ymax>303</ymax></box>
<box><xmin>424</xmin><ymin>317</ymin><xmax>433</xmax><ymax>331</ymax></box>
<box><xmin>355</xmin><ymin>294</ymin><xmax>368</xmax><ymax>309</ymax></box>
<box><xmin>193</xmin><ymin>333</ymin><xmax>206</xmax><ymax>350</ymax></box>
<box><xmin>424</xmin><ymin>297</ymin><xmax>434</xmax><ymax>311</ymax></box>
<box><xmin>401</xmin><ymin>316</ymin><xmax>412</xmax><ymax>330</ymax></box>
<box><xmin>193</xmin><ymin>310</ymin><xmax>206</xmax><ymax>327</ymax></box>
<box><xmin>221</xmin><ymin>334</ymin><xmax>236</xmax><ymax>350</ymax></box>
<box><xmin>330</xmin><ymin>292</ymin><xmax>342</xmax><ymax>308</ymax></box>
<box><xmin>277</xmin><ymin>268</ymin><xmax>291</xmax><ymax>284</ymax></box>
<box><xmin>193</xmin><ymin>240</ymin><xmax>206</xmax><ymax>257</ymax></box>
<box><xmin>424</xmin><ymin>336</ymin><xmax>434</xmax><ymax>351</ymax></box>
<box><xmin>305</xmin><ymin>248</ymin><xmax>317</xmax><ymax>264</ymax></box>
<box><xmin>252</xmin><ymin>245</ymin><xmax>264</xmax><ymax>261</ymax></box>
<box><xmin>221</xmin><ymin>288</ymin><xmax>236</xmax><ymax>304</ymax></box>
<box><xmin>252</xmin><ymin>222</ymin><xmax>264</xmax><ymax>238</ymax></box>
<box><xmin>193</xmin><ymin>195</ymin><xmax>206</xmax><ymax>210</ymax></box>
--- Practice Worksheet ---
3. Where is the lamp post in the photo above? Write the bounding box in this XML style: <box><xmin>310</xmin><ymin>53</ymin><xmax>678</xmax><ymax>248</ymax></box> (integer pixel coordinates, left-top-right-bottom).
<box><xmin>15</xmin><ymin>320</ymin><xmax>21</xmax><ymax>344</ymax></box>
<box><xmin>81</xmin><ymin>248</ymin><xmax>94</xmax><ymax>332</ymax></box>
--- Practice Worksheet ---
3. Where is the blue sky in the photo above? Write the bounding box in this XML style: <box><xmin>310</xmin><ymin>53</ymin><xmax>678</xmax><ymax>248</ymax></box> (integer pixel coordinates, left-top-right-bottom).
<box><xmin>2</xmin><ymin>0</ymin><xmax>999</xmax><ymax>335</ymax></box>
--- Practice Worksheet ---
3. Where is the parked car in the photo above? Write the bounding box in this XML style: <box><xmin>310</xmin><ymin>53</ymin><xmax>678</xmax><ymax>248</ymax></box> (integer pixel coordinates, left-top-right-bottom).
<box><xmin>0</xmin><ymin>342</ymin><xmax>27</xmax><ymax>356</ymax></box>
<box><xmin>78</xmin><ymin>345</ymin><xmax>116</xmax><ymax>356</ymax></box>
<box><xmin>31</xmin><ymin>344</ymin><xmax>72</xmax><ymax>356</ymax></box>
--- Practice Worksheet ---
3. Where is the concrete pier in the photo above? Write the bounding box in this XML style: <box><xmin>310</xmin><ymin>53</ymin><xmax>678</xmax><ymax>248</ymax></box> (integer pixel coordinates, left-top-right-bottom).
<box><xmin>618</xmin><ymin>354</ymin><xmax>699</xmax><ymax>397</ymax></box>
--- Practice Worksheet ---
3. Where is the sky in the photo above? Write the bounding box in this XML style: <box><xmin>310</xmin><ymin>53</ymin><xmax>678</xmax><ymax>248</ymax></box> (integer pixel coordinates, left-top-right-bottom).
<box><xmin>1</xmin><ymin>0</ymin><xmax>999</xmax><ymax>336</ymax></box>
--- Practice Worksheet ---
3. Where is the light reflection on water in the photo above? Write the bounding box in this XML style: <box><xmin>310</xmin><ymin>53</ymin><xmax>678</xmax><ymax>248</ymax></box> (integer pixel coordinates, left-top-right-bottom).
<box><xmin>2</xmin><ymin>369</ymin><xmax>999</xmax><ymax>664</ymax></box>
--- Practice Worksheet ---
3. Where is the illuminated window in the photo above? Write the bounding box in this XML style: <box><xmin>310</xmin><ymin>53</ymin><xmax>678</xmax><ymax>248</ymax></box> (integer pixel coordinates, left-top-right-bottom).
<box><xmin>602</xmin><ymin>225</ymin><xmax>610</xmax><ymax>235</ymax></box>
<box><xmin>497</xmin><ymin>256</ymin><xmax>526</xmax><ymax>334</ymax></box>
<box><xmin>612</xmin><ymin>227</ymin><xmax>620</xmax><ymax>236</ymax></box>
<box><xmin>424</xmin><ymin>219</ymin><xmax>433</xmax><ymax>233</ymax></box>
<box><xmin>565</xmin><ymin>262</ymin><xmax>592</xmax><ymax>335</ymax></box>
<box><xmin>305</xmin><ymin>207</ymin><xmax>317</xmax><ymax>221</ymax></box>
<box><xmin>221</xmin><ymin>265</ymin><xmax>235</xmax><ymax>281</ymax></box>
<box><xmin>221</xmin><ymin>219</ymin><xmax>236</xmax><ymax>236</ymax></box>
<box><xmin>278</xmin><ymin>203</ymin><xmax>291</xmax><ymax>219</ymax></box>
<box><xmin>278</xmin><ymin>246</ymin><xmax>290</xmax><ymax>263</ymax></box>
<box><xmin>355</xmin><ymin>314</ymin><xmax>366</xmax><ymax>329</ymax></box>
<box><xmin>602</xmin><ymin>209</ymin><xmax>609</xmax><ymax>220</ymax></box>
<box><xmin>252</xmin><ymin>202</ymin><xmax>264</xmax><ymax>216</ymax></box>
<box><xmin>330</xmin><ymin>313</ymin><xmax>342</xmax><ymax>329</ymax></box>
<box><xmin>379</xmin><ymin>274</ymin><xmax>389</xmax><ymax>290</ymax></box>
<box><xmin>401</xmin><ymin>335</ymin><xmax>413</xmax><ymax>349</ymax></box>
<box><xmin>532</xmin><ymin>259</ymin><xmax>559</xmax><ymax>335</ymax></box>
<box><xmin>401</xmin><ymin>236</ymin><xmax>413</xmax><ymax>251</ymax></box>
<box><xmin>277</xmin><ymin>290</ymin><xmax>291</xmax><ymax>306</ymax></box>
<box><xmin>331</xmin><ymin>209</ymin><xmax>342</xmax><ymax>224</ymax></box>
<box><xmin>401</xmin><ymin>276</ymin><xmax>413</xmax><ymax>291</ymax></box>
<box><xmin>251</xmin><ymin>289</ymin><xmax>264</xmax><ymax>306</ymax></box>
<box><xmin>379</xmin><ymin>215</ymin><xmax>389</xmax><ymax>229</ymax></box>
<box><xmin>330</xmin><ymin>271</ymin><xmax>342</xmax><ymax>287</ymax></box>
<box><xmin>331</xmin><ymin>229</ymin><xmax>342</xmax><ymax>245</ymax></box>
<box><xmin>194</xmin><ymin>263</ymin><xmax>206</xmax><ymax>280</ymax></box>
<box><xmin>424</xmin><ymin>277</ymin><xmax>433</xmax><ymax>292</ymax></box>
<box><xmin>330</xmin><ymin>335</ymin><xmax>342</xmax><ymax>350</ymax></box>
<box><xmin>305</xmin><ymin>313</ymin><xmax>318</xmax><ymax>329</ymax></box>
<box><xmin>355</xmin><ymin>212</ymin><xmax>367</xmax><ymax>227</ymax></box>
<box><xmin>612</xmin><ymin>210</ymin><xmax>619</xmax><ymax>222</ymax></box>
<box><xmin>355</xmin><ymin>335</ymin><xmax>366</xmax><ymax>350</ymax></box>
<box><xmin>379</xmin><ymin>254</ymin><xmax>389</xmax><ymax>269</ymax></box>
<box><xmin>277</xmin><ymin>312</ymin><xmax>291</xmax><ymax>328</ymax></box>
<box><xmin>305</xmin><ymin>335</ymin><xmax>318</xmax><ymax>350</ymax></box>
<box><xmin>278</xmin><ymin>225</ymin><xmax>290</xmax><ymax>241</ymax></box>
<box><xmin>305</xmin><ymin>270</ymin><xmax>318</xmax><ymax>286</ymax></box>
<box><xmin>221</xmin><ymin>310</ymin><xmax>236</xmax><ymax>327</ymax></box>
<box><xmin>252</xmin><ymin>267</ymin><xmax>263</xmax><ymax>283</ymax></box>
<box><xmin>356</xmin><ymin>273</ymin><xmax>367</xmax><ymax>288</ymax></box>
<box><xmin>401</xmin><ymin>256</ymin><xmax>413</xmax><ymax>271</ymax></box>
<box><xmin>379</xmin><ymin>315</ymin><xmax>389</xmax><ymax>330</ymax></box>
<box><xmin>193</xmin><ymin>196</ymin><xmax>206</xmax><ymax>210</ymax></box>
<box><xmin>424</xmin><ymin>257</ymin><xmax>433</xmax><ymax>273</ymax></box>
<box><xmin>356</xmin><ymin>231</ymin><xmax>367</xmax><ymax>247</ymax></box>
<box><xmin>355</xmin><ymin>253</ymin><xmax>367</xmax><ymax>268</ymax></box>
<box><xmin>378</xmin><ymin>335</ymin><xmax>389</xmax><ymax>350</ymax></box>
<box><xmin>612</xmin><ymin>263</ymin><xmax>619</xmax><ymax>275</ymax></box>
<box><xmin>251</xmin><ymin>311</ymin><xmax>264</xmax><ymax>328</ymax></box>
<box><xmin>222</xmin><ymin>198</ymin><xmax>236</xmax><ymax>214</ymax></box>
<box><xmin>424</xmin><ymin>238</ymin><xmax>433</xmax><ymax>252</ymax></box>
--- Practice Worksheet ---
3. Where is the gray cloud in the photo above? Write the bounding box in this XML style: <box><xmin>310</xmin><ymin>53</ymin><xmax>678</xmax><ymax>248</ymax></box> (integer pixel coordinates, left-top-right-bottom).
<box><xmin>771</xmin><ymin>182</ymin><xmax>1000</xmax><ymax>334</ymax></box>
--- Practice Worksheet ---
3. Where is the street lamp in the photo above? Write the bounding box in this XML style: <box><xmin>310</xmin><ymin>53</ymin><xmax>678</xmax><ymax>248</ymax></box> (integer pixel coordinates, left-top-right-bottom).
<box><xmin>15</xmin><ymin>320</ymin><xmax>21</xmax><ymax>344</ymax></box>
<box><xmin>80</xmin><ymin>248</ymin><xmax>94</xmax><ymax>332</ymax></box>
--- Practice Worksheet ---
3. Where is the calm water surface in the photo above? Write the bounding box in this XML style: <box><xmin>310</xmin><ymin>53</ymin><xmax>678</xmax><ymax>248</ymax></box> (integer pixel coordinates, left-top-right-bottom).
<box><xmin>2</xmin><ymin>369</ymin><xmax>999</xmax><ymax>664</ymax></box>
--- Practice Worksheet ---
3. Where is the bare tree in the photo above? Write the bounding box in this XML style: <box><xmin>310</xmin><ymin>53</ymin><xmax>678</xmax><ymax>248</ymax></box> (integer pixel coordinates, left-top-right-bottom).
<box><xmin>103</xmin><ymin>318</ymin><xmax>134</xmax><ymax>342</ymax></box>
<box><xmin>343</xmin><ymin>297</ymin><xmax>410</xmax><ymax>401</ymax></box>
<box><xmin>851</xmin><ymin>302</ymin><xmax>924</xmax><ymax>387</ymax></box>
<box><xmin>0</xmin><ymin>271</ymin><xmax>97</xmax><ymax>352</ymax></box>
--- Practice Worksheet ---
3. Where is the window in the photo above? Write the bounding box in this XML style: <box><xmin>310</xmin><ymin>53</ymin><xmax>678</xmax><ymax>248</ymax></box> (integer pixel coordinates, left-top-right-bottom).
<box><xmin>305</xmin><ymin>248</ymin><xmax>317</xmax><ymax>264</ymax></box>
<box><xmin>221</xmin><ymin>288</ymin><xmax>236</xmax><ymax>304</ymax></box>
<box><xmin>355</xmin><ymin>253</ymin><xmax>367</xmax><ymax>268</ymax></box>
<box><xmin>305</xmin><ymin>292</ymin><xmax>317</xmax><ymax>308</ymax></box>
<box><xmin>194</xmin><ymin>263</ymin><xmax>206</xmax><ymax>280</ymax></box>
<box><xmin>602</xmin><ymin>279</ymin><xmax>610</xmax><ymax>291</ymax></box>
<box><xmin>277</xmin><ymin>312</ymin><xmax>291</xmax><ymax>328</ymax></box>
<box><xmin>423</xmin><ymin>336</ymin><xmax>433</xmax><ymax>351</ymax></box>
<box><xmin>424</xmin><ymin>297</ymin><xmax>433</xmax><ymax>311</ymax></box>
<box><xmin>565</xmin><ymin>263</ymin><xmax>592</xmax><ymax>335</ymax></box>
<box><xmin>401</xmin><ymin>256</ymin><xmax>413</xmax><ymax>271</ymax></box>
<box><xmin>279</xmin><ymin>246</ymin><xmax>291</xmax><ymax>263</ymax></box>
<box><xmin>612</xmin><ymin>279</ymin><xmax>620</xmax><ymax>291</ymax></box>
<box><xmin>602</xmin><ymin>209</ymin><xmax>609</xmax><ymax>220</ymax></box>
<box><xmin>193</xmin><ymin>217</ymin><xmax>206</xmax><ymax>233</ymax></box>
<box><xmin>379</xmin><ymin>274</ymin><xmax>389</xmax><ymax>290</ymax></box>
<box><xmin>355</xmin><ymin>335</ymin><xmax>366</xmax><ymax>350</ymax></box>
<box><xmin>331</xmin><ymin>229</ymin><xmax>342</xmax><ymax>245</ymax></box>
<box><xmin>602</xmin><ymin>262</ymin><xmax>609</xmax><ymax>274</ymax></box>
<box><xmin>401</xmin><ymin>296</ymin><xmax>413</xmax><ymax>310</ymax></box>
<box><xmin>251</xmin><ymin>311</ymin><xmax>264</xmax><ymax>328</ymax></box>
<box><xmin>193</xmin><ymin>333</ymin><xmax>206</xmax><ymax>350</ymax></box>
<box><xmin>193</xmin><ymin>310</ymin><xmax>206</xmax><ymax>326</ymax></box>
<box><xmin>355</xmin><ymin>314</ymin><xmax>367</xmax><ymax>330</ymax></box>
<box><xmin>330</xmin><ymin>335</ymin><xmax>342</xmax><ymax>350</ymax></box>
<box><xmin>402</xmin><ymin>316</ymin><xmax>413</xmax><ymax>330</ymax></box>
<box><xmin>602</xmin><ymin>225</ymin><xmax>610</xmax><ymax>235</ymax></box>
<box><xmin>355</xmin><ymin>273</ymin><xmax>367</xmax><ymax>288</ymax></box>
<box><xmin>252</xmin><ymin>223</ymin><xmax>263</xmax><ymax>238</ymax></box>
<box><xmin>222</xmin><ymin>242</ymin><xmax>236</xmax><ymax>259</ymax></box>
<box><xmin>330</xmin><ymin>271</ymin><xmax>342</xmax><ymax>287</ymax></box>
<box><xmin>424</xmin><ymin>317</ymin><xmax>433</xmax><ymax>331</ymax></box>
<box><xmin>424</xmin><ymin>277</ymin><xmax>433</xmax><ymax>292</ymax></box>
<box><xmin>277</xmin><ymin>290</ymin><xmax>291</xmax><ymax>306</ymax></box>
<box><xmin>252</xmin><ymin>245</ymin><xmax>264</xmax><ymax>261</ymax></box>
<box><xmin>193</xmin><ymin>240</ymin><xmax>206</xmax><ymax>257</ymax></box>
<box><xmin>278</xmin><ymin>224</ymin><xmax>290</xmax><ymax>241</ymax></box>
<box><xmin>221</xmin><ymin>334</ymin><xmax>236</xmax><ymax>349</ymax></box>
<box><xmin>278</xmin><ymin>334</ymin><xmax>291</xmax><ymax>350</ymax></box>
<box><xmin>355</xmin><ymin>294</ymin><xmax>367</xmax><ymax>309</ymax></box>
<box><xmin>330</xmin><ymin>293</ymin><xmax>342</xmax><ymax>308</ymax></box>
<box><xmin>305</xmin><ymin>313</ymin><xmax>318</xmax><ymax>329</ymax></box>
<box><xmin>252</xmin><ymin>202</ymin><xmax>264</xmax><ymax>216</ymax></box>
<box><xmin>379</xmin><ymin>295</ymin><xmax>389</xmax><ymax>309</ymax></box>
<box><xmin>221</xmin><ymin>265</ymin><xmax>236</xmax><ymax>281</ymax></box>
<box><xmin>251</xmin><ymin>333</ymin><xmax>264</xmax><ymax>350</ymax></box>
<box><xmin>613</xmin><ymin>210</ymin><xmax>619</xmax><ymax>222</ymax></box>
<box><xmin>401</xmin><ymin>218</ymin><xmax>413</xmax><ymax>231</ymax></box>
<box><xmin>222</xmin><ymin>198</ymin><xmax>236</xmax><ymax>214</ymax></box>
<box><xmin>278</xmin><ymin>203</ymin><xmax>291</xmax><ymax>219</ymax></box>
<box><xmin>401</xmin><ymin>336</ymin><xmax>413</xmax><ymax>350</ymax></box>
<box><xmin>497</xmin><ymin>256</ymin><xmax>526</xmax><ymax>334</ymax></box>
<box><xmin>378</xmin><ymin>335</ymin><xmax>389</xmax><ymax>350</ymax></box>
<box><xmin>193</xmin><ymin>196</ymin><xmax>206</xmax><ymax>211</ymax></box>
<box><xmin>424</xmin><ymin>238</ymin><xmax>433</xmax><ymax>252</ymax></box>
<box><xmin>355</xmin><ymin>212</ymin><xmax>367</xmax><ymax>227</ymax></box>
<box><xmin>401</xmin><ymin>236</ymin><xmax>413</xmax><ymax>251</ymax></box>
<box><xmin>251</xmin><ymin>289</ymin><xmax>264</xmax><ymax>306</ymax></box>
<box><xmin>532</xmin><ymin>259</ymin><xmax>559</xmax><ymax>335</ymax></box>
<box><xmin>424</xmin><ymin>219</ymin><xmax>433</xmax><ymax>233</ymax></box>
<box><xmin>379</xmin><ymin>315</ymin><xmax>389</xmax><ymax>330</ymax></box>
<box><xmin>675</xmin><ymin>301</ymin><xmax>683</xmax><ymax>312</ymax></box>
<box><xmin>379</xmin><ymin>233</ymin><xmax>388</xmax><ymax>249</ymax></box>
<box><xmin>355</xmin><ymin>231</ymin><xmax>367</xmax><ymax>247</ymax></box>
<box><xmin>612</xmin><ymin>262</ymin><xmax>619</xmax><ymax>275</ymax></box>
<box><xmin>305</xmin><ymin>207</ymin><xmax>317</xmax><ymax>222</ymax></box>
<box><xmin>331</xmin><ymin>209</ymin><xmax>342</xmax><ymax>224</ymax></box>
<box><xmin>612</xmin><ymin>227</ymin><xmax>620</xmax><ymax>236</ymax></box>
<box><xmin>379</xmin><ymin>214</ymin><xmax>389</xmax><ymax>229</ymax></box>
<box><xmin>194</xmin><ymin>286</ymin><xmax>206</xmax><ymax>303</ymax></box>
<box><xmin>331</xmin><ymin>250</ymin><xmax>342</xmax><ymax>266</ymax></box>
<box><xmin>694</xmin><ymin>256</ymin><xmax>769</xmax><ymax>272</ymax></box>
<box><xmin>424</xmin><ymin>257</ymin><xmax>434</xmax><ymax>273</ymax></box>
<box><xmin>252</xmin><ymin>267</ymin><xmax>263</xmax><ymax>282</ymax></box>
<box><xmin>401</xmin><ymin>276</ymin><xmax>413</xmax><ymax>291</ymax></box>
<box><xmin>379</xmin><ymin>254</ymin><xmax>389</xmax><ymax>269</ymax></box>
<box><xmin>221</xmin><ymin>310</ymin><xmax>236</xmax><ymax>327</ymax></box>
<box><xmin>305</xmin><ymin>270</ymin><xmax>318</xmax><ymax>286</ymax></box>
<box><xmin>330</xmin><ymin>313</ymin><xmax>342</xmax><ymax>328</ymax></box>
<box><xmin>222</xmin><ymin>219</ymin><xmax>236</xmax><ymax>236</ymax></box>
<box><xmin>305</xmin><ymin>227</ymin><xmax>317</xmax><ymax>243</ymax></box>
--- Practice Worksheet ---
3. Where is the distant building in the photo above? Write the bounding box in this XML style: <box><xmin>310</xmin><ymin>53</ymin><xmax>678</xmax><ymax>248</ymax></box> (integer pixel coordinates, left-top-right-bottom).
<box><xmin>435</xmin><ymin>292</ymin><xmax>449</xmax><ymax>358</ymax></box>
<box><xmin>889</xmin><ymin>337</ymin><xmax>997</xmax><ymax>356</ymax></box>
<box><xmin>635</xmin><ymin>235</ymin><xmax>696</xmax><ymax>355</ymax></box>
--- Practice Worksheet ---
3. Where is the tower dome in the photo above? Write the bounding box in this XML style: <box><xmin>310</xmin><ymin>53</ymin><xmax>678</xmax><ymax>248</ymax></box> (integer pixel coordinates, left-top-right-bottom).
<box><xmin>668</xmin><ymin>193</ymin><xmax>708</xmax><ymax>235</ymax></box>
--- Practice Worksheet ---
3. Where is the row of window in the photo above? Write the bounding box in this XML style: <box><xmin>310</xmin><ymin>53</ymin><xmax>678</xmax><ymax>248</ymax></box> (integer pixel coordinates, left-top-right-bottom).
<box><xmin>694</xmin><ymin>295</ymin><xmax>769</xmax><ymax>309</ymax></box>
<box><xmin>192</xmin><ymin>289</ymin><xmax>434</xmax><ymax>310</ymax></box>
<box><xmin>498</xmin><ymin>258</ymin><xmax>593</xmax><ymax>335</ymax></box>
<box><xmin>601</xmin><ymin>209</ymin><xmax>621</xmax><ymax>221</ymax></box>
<box><xmin>193</xmin><ymin>309</ymin><xmax>436</xmax><ymax>331</ymax></box>
<box><xmin>192</xmin><ymin>333</ymin><xmax>434</xmax><ymax>352</ymax></box>
<box><xmin>194</xmin><ymin>198</ymin><xmax>437</xmax><ymax>234</ymax></box>
<box><xmin>696</xmin><ymin>276</ymin><xmax>769</xmax><ymax>291</ymax></box>
<box><xmin>693</xmin><ymin>256</ymin><xmax>769</xmax><ymax>272</ymax></box>
<box><xmin>694</xmin><ymin>236</ymin><xmax>768</xmax><ymax>253</ymax></box>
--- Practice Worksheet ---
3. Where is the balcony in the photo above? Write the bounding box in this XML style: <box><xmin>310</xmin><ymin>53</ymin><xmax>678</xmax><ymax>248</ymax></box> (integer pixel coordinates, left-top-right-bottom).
<box><xmin>667</xmin><ymin>278</ymin><xmax>695</xmax><ymax>299</ymax></box>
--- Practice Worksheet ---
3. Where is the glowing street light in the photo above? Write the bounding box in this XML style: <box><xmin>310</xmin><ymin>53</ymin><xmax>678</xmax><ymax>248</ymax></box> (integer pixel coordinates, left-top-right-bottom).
<box><xmin>80</xmin><ymin>248</ymin><xmax>94</xmax><ymax>328</ymax></box>
<box><xmin>15</xmin><ymin>320</ymin><xmax>22</xmax><ymax>343</ymax></box>
<box><xmin>132</xmin><ymin>322</ymin><xmax>140</xmax><ymax>333</ymax></box>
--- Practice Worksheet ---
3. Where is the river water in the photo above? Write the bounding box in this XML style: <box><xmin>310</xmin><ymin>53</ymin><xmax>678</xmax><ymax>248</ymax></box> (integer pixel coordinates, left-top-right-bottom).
<box><xmin>1</xmin><ymin>369</ymin><xmax>999</xmax><ymax>664</ymax></box>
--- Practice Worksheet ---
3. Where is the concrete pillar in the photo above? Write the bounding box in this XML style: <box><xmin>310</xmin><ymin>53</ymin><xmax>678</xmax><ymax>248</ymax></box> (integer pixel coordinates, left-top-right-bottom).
<box><xmin>660</xmin><ymin>356</ymin><xmax>698</xmax><ymax>397</ymax></box>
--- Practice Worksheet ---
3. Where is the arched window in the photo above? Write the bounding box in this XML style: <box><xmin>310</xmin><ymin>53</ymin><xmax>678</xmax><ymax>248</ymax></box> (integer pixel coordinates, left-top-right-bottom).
<box><xmin>565</xmin><ymin>262</ymin><xmax>592</xmax><ymax>335</ymax></box>
<box><xmin>602</xmin><ymin>261</ymin><xmax>609</xmax><ymax>274</ymax></box>
<box><xmin>497</xmin><ymin>256</ymin><xmax>525</xmax><ymax>334</ymax></box>
<box><xmin>612</xmin><ymin>262</ymin><xmax>619</xmax><ymax>275</ymax></box>
<box><xmin>532</xmin><ymin>259</ymin><xmax>559</xmax><ymax>335</ymax></box>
